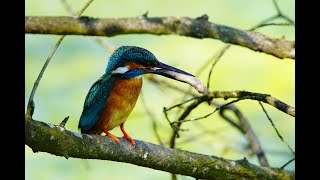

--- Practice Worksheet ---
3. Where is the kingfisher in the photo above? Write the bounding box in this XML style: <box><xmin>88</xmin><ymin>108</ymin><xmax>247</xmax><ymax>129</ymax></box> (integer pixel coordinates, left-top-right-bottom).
<box><xmin>78</xmin><ymin>46</ymin><xmax>208</xmax><ymax>146</ymax></box>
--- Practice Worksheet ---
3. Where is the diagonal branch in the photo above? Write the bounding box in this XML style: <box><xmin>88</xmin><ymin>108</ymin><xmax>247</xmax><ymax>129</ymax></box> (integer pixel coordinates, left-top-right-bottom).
<box><xmin>26</xmin><ymin>0</ymin><xmax>95</xmax><ymax>118</ymax></box>
<box><xmin>219</xmin><ymin>104</ymin><xmax>269</xmax><ymax>167</ymax></box>
<box><xmin>207</xmin><ymin>91</ymin><xmax>295</xmax><ymax>117</ymax></box>
<box><xmin>25</xmin><ymin>15</ymin><xmax>295</xmax><ymax>59</ymax></box>
<box><xmin>25</xmin><ymin>118</ymin><xmax>294</xmax><ymax>179</ymax></box>
<box><xmin>165</xmin><ymin>90</ymin><xmax>295</xmax><ymax>118</ymax></box>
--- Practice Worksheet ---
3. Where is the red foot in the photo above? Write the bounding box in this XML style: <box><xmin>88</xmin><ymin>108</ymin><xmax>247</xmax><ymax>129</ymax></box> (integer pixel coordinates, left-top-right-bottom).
<box><xmin>120</xmin><ymin>123</ymin><xmax>136</xmax><ymax>145</ymax></box>
<box><xmin>103</xmin><ymin>129</ymin><xmax>120</xmax><ymax>143</ymax></box>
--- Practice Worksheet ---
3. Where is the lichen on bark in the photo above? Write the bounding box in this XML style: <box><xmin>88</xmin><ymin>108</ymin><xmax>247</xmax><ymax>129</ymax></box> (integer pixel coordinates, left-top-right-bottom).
<box><xmin>25</xmin><ymin>118</ymin><xmax>294</xmax><ymax>179</ymax></box>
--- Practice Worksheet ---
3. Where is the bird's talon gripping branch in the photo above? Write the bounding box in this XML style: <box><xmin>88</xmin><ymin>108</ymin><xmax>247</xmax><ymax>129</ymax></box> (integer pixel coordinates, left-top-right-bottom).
<box><xmin>103</xmin><ymin>129</ymin><xmax>120</xmax><ymax>143</ymax></box>
<box><xmin>78</xmin><ymin>46</ymin><xmax>208</xmax><ymax>145</ymax></box>
<box><xmin>120</xmin><ymin>123</ymin><xmax>136</xmax><ymax>145</ymax></box>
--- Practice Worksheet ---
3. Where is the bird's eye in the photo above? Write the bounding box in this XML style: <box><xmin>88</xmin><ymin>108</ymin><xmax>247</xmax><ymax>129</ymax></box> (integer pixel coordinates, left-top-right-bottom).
<box><xmin>146</xmin><ymin>61</ymin><xmax>157</xmax><ymax>67</ymax></box>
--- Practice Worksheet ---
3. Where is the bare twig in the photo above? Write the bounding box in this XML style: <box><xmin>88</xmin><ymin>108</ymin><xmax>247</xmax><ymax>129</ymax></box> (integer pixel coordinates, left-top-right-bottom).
<box><xmin>252</xmin><ymin>23</ymin><xmax>292</xmax><ymax>30</ymax></box>
<box><xmin>169</xmin><ymin>97</ymin><xmax>207</xmax><ymax>148</ymax></box>
<box><xmin>164</xmin><ymin>96</ymin><xmax>201</xmax><ymax>112</ymax></box>
<box><xmin>219</xmin><ymin>104</ymin><xmax>269</xmax><ymax>167</ymax></box>
<box><xmin>207</xmin><ymin>44</ymin><xmax>231</xmax><ymax>90</ymax></box>
<box><xmin>27</xmin><ymin>35</ymin><xmax>66</xmax><ymax>111</ymax></box>
<box><xmin>272</xmin><ymin>0</ymin><xmax>294</xmax><ymax>25</ymax></box>
<box><xmin>179</xmin><ymin>44</ymin><xmax>230</xmax><ymax>105</ymax></box>
<box><xmin>60</xmin><ymin>0</ymin><xmax>115</xmax><ymax>52</ymax></box>
<box><xmin>90</xmin><ymin>36</ymin><xmax>115</xmax><ymax>52</ymax></box>
<box><xmin>60</xmin><ymin>0</ymin><xmax>77</xmax><ymax>15</ymax></box>
<box><xmin>259</xmin><ymin>102</ymin><xmax>295</xmax><ymax>155</ymax></box>
<box><xmin>171</xmin><ymin>97</ymin><xmax>256</xmax><ymax>125</ymax></box>
<box><xmin>280</xmin><ymin>158</ymin><xmax>295</xmax><ymax>169</ymax></box>
<box><xmin>250</xmin><ymin>0</ymin><xmax>294</xmax><ymax>30</ymax></box>
<box><xmin>26</xmin><ymin>0</ymin><xmax>95</xmax><ymax>117</ymax></box>
<box><xmin>140</xmin><ymin>90</ymin><xmax>164</xmax><ymax>146</ymax></box>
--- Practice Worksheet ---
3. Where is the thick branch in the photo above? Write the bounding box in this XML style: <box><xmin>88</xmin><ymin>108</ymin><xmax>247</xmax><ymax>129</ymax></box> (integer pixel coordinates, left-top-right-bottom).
<box><xmin>25</xmin><ymin>119</ymin><xmax>294</xmax><ymax>179</ymax></box>
<box><xmin>25</xmin><ymin>16</ymin><xmax>295</xmax><ymax>59</ymax></box>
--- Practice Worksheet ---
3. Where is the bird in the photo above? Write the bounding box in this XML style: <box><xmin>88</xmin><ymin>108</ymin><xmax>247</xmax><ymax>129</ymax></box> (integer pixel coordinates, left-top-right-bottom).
<box><xmin>78</xmin><ymin>46</ymin><xmax>208</xmax><ymax>146</ymax></box>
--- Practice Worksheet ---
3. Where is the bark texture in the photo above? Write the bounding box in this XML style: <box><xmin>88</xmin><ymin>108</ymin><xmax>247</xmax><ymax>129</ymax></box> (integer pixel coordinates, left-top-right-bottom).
<box><xmin>25</xmin><ymin>16</ymin><xmax>295</xmax><ymax>59</ymax></box>
<box><xmin>25</xmin><ymin>118</ymin><xmax>294</xmax><ymax>179</ymax></box>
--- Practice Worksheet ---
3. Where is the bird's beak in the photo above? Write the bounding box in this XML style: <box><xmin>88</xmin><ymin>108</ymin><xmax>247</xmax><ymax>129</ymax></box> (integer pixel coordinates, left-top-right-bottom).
<box><xmin>147</xmin><ymin>62</ymin><xmax>210</xmax><ymax>94</ymax></box>
<box><xmin>149</xmin><ymin>62</ymin><xmax>194</xmax><ymax>78</ymax></box>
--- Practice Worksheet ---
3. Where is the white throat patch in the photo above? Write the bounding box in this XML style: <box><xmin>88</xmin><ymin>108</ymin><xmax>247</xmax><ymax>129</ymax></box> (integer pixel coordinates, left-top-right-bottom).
<box><xmin>111</xmin><ymin>66</ymin><xmax>129</xmax><ymax>74</ymax></box>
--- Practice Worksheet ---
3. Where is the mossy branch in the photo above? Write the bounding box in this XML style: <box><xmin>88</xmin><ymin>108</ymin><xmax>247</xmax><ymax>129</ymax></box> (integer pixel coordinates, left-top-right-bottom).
<box><xmin>25</xmin><ymin>15</ymin><xmax>295</xmax><ymax>59</ymax></box>
<box><xmin>25</xmin><ymin>118</ymin><xmax>294</xmax><ymax>179</ymax></box>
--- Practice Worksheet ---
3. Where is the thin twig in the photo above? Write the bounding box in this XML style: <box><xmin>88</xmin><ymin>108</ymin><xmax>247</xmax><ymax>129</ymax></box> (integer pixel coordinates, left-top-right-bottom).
<box><xmin>170</xmin><ymin>98</ymin><xmax>244</xmax><ymax>124</ymax></box>
<box><xmin>163</xmin><ymin>108</ymin><xmax>181</xmax><ymax>139</ymax></box>
<box><xmin>272</xmin><ymin>0</ymin><xmax>294</xmax><ymax>25</ymax></box>
<box><xmin>250</xmin><ymin>14</ymin><xmax>279</xmax><ymax>31</ymax></box>
<box><xmin>169</xmin><ymin>97</ymin><xmax>208</xmax><ymax>148</ymax></box>
<box><xmin>252</xmin><ymin>22</ymin><xmax>292</xmax><ymax>30</ymax></box>
<box><xmin>27</xmin><ymin>35</ymin><xmax>66</xmax><ymax>106</ymax></box>
<box><xmin>177</xmin><ymin>127</ymin><xmax>222</xmax><ymax>145</ymax></box>
<box><xmin>90</xmin><ymin>37</ymin><xmax>115</xmax><ymax>52</ymax></box>
<box><xmin>219</xmin><ymin>104</ymin><xmax>269</xmax><ymax>167</ymax></box>
<box><xmin>250</xmin><ymin>0</ymin><xmax>294</xmax><ymax>30</ymax></box>
<box><xmin>140</xmin><ymin>90</ymin><xmax>164</xmax><ymax>146</ymax></box>
<box><xmin>77</xmin><ymin>0</ymin><xmax>94</xmax><ymax>15</ymax></box>
<box><xmin>60</xmin><ymin>0</ymin><xmax>115</xmax><ymax>53</ymax></box>
<box><xmin>280</xmin><ymin>158</ymin><xmax>295</xmax><ymax>169</ymax></box>
<box><xmin>60</xmin><ymin>0</ymin><xmax>77</xmax><ymax>15</ymax></box>
<box><xmin>207</xmin><ymin>44</ymin><xmax>231</xmax><ymax>90</ymax></box>
<box><xmin>175</xmin><ymin>45</ymin><xmax>230</xmax><ymax>120</ymax></box>
<box><xmin>258</xmin><ymin>102</ymin><xmax>295</xmax><ymax>155</ymax></box>
<box><xmin>164</xmin><ymin>96</ymin><xmax>202</xmax><ymax>112</ymax></box>
<box><xmin>26</xmin><ymin>0</ymin><xmax>95</xmax><ymax>116</ymax></box>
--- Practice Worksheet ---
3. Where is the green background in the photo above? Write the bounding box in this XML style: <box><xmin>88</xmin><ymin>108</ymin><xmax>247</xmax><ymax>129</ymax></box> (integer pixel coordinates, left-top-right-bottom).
<box><xmin>25</xmin><ymin>0</ymin><xmax>295</xmax><ymax>179</ymax></box>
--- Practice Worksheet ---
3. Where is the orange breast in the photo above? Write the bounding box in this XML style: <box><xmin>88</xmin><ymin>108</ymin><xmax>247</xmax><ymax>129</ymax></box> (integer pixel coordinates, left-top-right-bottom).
<box><xmin>89</xmin><ymin>77</ymin><xmax>143</xmax><ymax>135</ymax></box>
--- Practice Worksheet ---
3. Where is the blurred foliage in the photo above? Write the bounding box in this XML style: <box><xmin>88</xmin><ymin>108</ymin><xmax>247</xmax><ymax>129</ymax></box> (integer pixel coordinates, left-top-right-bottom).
<box><xmin>25</xmin><ymin>0</ymin><xmax>295</xmax><ymax>179</ymax></box>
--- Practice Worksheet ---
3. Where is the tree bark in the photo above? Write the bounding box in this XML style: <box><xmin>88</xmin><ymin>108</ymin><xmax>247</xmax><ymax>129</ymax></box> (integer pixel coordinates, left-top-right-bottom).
<box><xmin>25</xmin><ymin>118</ymin><xmax>294</xmax><ymax>179</ymax></box>
<box><xmin>25</xmin><ymin>16</ymin><xmax>295</xmax><ymax>59</ymax></box>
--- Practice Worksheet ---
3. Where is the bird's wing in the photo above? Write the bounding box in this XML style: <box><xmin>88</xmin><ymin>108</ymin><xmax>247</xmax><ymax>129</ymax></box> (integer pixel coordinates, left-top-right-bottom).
<box><xmin>78</xmin><ymin>73</ymin><xmax>115</xmax><ymax>132</ymax></box>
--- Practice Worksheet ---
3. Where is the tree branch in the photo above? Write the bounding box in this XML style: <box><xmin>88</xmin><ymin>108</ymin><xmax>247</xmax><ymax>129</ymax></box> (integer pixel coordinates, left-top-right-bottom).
<box><xmin>219</xmin><ymin>104</ymin><xmax>269</xmax><ymax>167</ymax></box>
<box><xmin>164</xmin><ymin>90</ymin><xmax>295</xmax><ymax>119</ymax></box>
<box><xmin>207</xmin><ymin>91</ymin><xmax>295</xmax><ymax>117</ymax></box>
<box><xmin>25</xmin><ymin>118</ymin><xmax>294</xmax><ymax>179</ymax></box>
<box><xmin>25</xmin><ymin>15</ymin><xmax>295</xmax><ymax>59</ymax></box>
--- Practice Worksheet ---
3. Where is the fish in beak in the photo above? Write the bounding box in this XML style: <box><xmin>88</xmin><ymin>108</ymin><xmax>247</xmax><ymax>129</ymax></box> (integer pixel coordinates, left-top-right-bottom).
<box><xmin>147</xmin><ymin>62</ymin><xmax>210</xmax><ymax>95</ymax></box>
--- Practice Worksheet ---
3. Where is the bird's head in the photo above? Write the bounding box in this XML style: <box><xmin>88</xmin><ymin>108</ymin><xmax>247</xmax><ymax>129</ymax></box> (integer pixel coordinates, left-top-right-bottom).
<box><xmin>105</xmin><ymin>46</ymin><xmax>209</xmax><ymax>94</ymax></box>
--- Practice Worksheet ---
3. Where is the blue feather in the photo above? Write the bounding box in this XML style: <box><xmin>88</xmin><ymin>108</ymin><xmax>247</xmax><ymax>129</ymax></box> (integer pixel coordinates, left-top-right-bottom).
<box><xmin>120</xmin><ymin>69</ymin><xmax>147</xmax><ymax>79</ymax></box>
<box><xmin>105</xmin><ymin>46</ymin><xmax>158</xmax><ymax>73</ymax></box>
<box><xmin>78</xmin><ymin>73</ymin><xmax>117</xmax><ymax>132</ymax></box>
